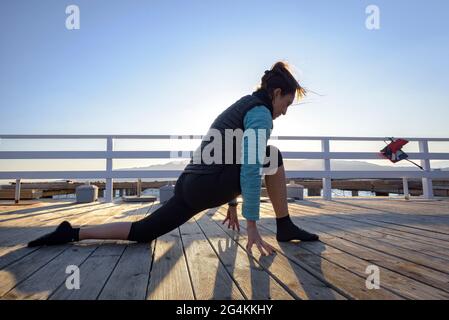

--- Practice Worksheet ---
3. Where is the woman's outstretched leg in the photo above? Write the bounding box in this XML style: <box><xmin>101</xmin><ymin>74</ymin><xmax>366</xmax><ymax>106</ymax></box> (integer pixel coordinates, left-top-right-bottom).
<box><xmin>79</xmin><ymin>222</ymin><xmax>132</xmax><ymax>241</ymax></box>
<box><xmin>27</xmin><ymin>220</ymin><xmax>133</xmax><ymax>247</ymax></box>
<box><xmin>28</xmin><ymin>194</ymin><xmax>198</xmax><ymax>247</ymax></box>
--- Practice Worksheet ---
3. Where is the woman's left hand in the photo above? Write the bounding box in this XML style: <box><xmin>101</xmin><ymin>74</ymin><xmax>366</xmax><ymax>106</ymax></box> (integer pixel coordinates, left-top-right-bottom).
<box><xmin>223</xmin><ymin>205</ymin><xmax>240</xmax><ymax>232</ymax></box>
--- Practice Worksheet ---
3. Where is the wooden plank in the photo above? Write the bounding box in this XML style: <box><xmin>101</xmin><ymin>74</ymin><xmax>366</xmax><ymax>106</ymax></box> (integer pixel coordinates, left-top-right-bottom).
<box><xmin>0</xmin><ymin>200</ymin><xmax>104</xmax><ymax>224</ymax></box>
<box><xmin>297</xmin><ymin>198</ymin><xmax>449</xmax><ymax>223</ymax></box>
<box><xmin>303</xmin><ymin>199</ymin><xmax>449</xmax><ymax>242</ymax></box>
<box><xmin>0</xmin><ymin>203</ymin><xmax>132</xmax><ymax>279</ymax></box>
<box><xmin>283</xmin><ymin>207</ymin><xmax>449</xmax><ymax>296</ymax></box>
<box><xmin>195</xmin><ymin>210</ymin><xmax>296</xmax><ymax>300</ymax></box>
<box><xmin>297</xmin><ymin>238</ymin><xmax>449</xmax><ymax>300</ymax></box>
<box><xmin>0</xmin><ymin>245</ymin><xmax>40</xmax><ymax>270</ymax></box>
<box><xmin>0</xmin><ymin>201</ymin><xmax>139</xmax><ymax>256</ymax></box>
<box><xmin>1</xmin><ymin>201</ymin><xmax>141</xmax><ymax>246</ymax></box>
<box><xmin>146</xmin><ymin>228</ymin><xmax>194</xmax><ymax>300</ymax></box>
<box><xmin>97</xmin><ymin>204</ymin><xmax>159</xmax><ymax>300</ymax></box>
<box><xmin>0</xmin><ymin>201</ymin><xmax>91</xmax><ymax>269</ymax></box>
<box><xmin>0</xmin><ymin>202</ymin><xmax>138</xmax><ymax>270</ymax></box>
<box><xmin>282</xmin><ymin>203</ymin><xmax>449</xmax><ymax>260</ymax></box>
<box><xmin>342</xmin><ymin>217</ymin><xmax>449</xmax><ymax>252</ymax></box>
<box><xmin>212</xmin><ymin>207</ymin><xmax>403</xmax><ymax>300</ymax></box>
<box><xmin>336</xmin><ymin>199</ymin><xmax>449</xmax><ymax>217</ymax></box>
<box><xmin>2</xmin><ymin>244</ymin><xmax>97</xmax><ymax>299</ymax></box>
<box><xmin>49</xmin><ymin>244</ymin><xmax>127</xmax><ymax>300</ymax></box>
<box><xmin>326</xmin><ymin>199</ymin><xmax>449</xmax><ymax>234</ymax></box>
<box><xmin>49</xmin><ymin>204</ymin><xmax>156</xmax><ymax>300</ymax></box>
<box><xmin>0</xmin><ymin>200</ymin><xmax>60</xmax><ymax>215</ymax></box>
<box><xmin>309</xmin><ymin>197</ymin><xmax>449</xmax><ymax>215</ymax></box>
<box><xmin>295</xmin><ymin>202</ymin><xmax>449</xmax><ymax>251</ymax></box>
<box><xmin>257</xmin><ymin>206</ymin><xmax>449</xmax><ymax>300</ymax></box>
<box><xmin>1</xmin><ymin>202</ymin><xmax>147</xmax><ymax>299</ymax></box>
<box><xmin>0</xmin><ymin>201</ymin><xmax>122</xmax><ymax>246</ymax></box>
<box><xmin>0</xmin><ymin>246</ymin><xmax>65</xmax><ymax>297</ymax></box>
<box><xmin>349</xmin><ymin>215</ymin><xmax>449</xmax><ymax>242</ymax></box>
<box><xmin>97</xmin><ymin>243</ymin><xmax>153</xmax><ymax>300</ymax></box>
<box><xmin>288</xmin><ymin>206</ymin><xmax>449</xmax><ymax>278</ymax></box>
<box><xmin>0</xmin><ymin>211</ymin><xmax>120</xmax><ymax>298</ymax></box>
<box><xmin>2</xmin><ymin>197</ymin><xmax>447</xmax><ymax>300</ymax></box>
<box><xmin>179</xmin><ymin>216</ymin><xmax>244</xmax><ymax>300</ymax></box>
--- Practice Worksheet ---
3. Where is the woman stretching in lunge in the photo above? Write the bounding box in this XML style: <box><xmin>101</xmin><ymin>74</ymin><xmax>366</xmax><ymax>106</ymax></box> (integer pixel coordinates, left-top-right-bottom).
<box><xmin>28</xmin><ymin>61</ymin><xmax>319</xmax><ymax>256</ymax></box>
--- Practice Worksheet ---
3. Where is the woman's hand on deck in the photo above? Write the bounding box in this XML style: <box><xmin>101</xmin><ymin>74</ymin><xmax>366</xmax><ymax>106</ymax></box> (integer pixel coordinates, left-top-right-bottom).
<box><xmin>246</xmin><ymin>220</ymin><xmax>275</xmax><ymax>256</ymax></box>
<box><xmin>223</xmin><ymin>205</ymin><xmax>240</xmax><ymax>232</ymax></box>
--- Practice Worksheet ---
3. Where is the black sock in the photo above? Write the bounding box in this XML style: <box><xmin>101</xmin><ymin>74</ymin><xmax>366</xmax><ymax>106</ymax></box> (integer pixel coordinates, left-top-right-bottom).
<box><xmin>276</xmin><ymin>215</ymin><xmax>319</xmax><ymax>242</ymax></box>
<box><xmin>28</xmin><ymin>221</ymin><xmax>80</xmax><ymax>247</ymax></box>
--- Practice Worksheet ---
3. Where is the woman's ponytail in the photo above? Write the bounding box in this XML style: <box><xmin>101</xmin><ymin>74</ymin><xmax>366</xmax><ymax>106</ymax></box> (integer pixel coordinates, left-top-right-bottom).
<box><xmin>258</xmin><ymin>61</ymin><xmax>306</xmax><ymax>101</ymax></box>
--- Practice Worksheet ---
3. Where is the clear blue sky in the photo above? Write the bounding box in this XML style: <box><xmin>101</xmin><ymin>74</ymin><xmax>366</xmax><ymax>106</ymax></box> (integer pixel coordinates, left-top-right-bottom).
<box><xmin>1</xmin><ymin>0</ymin><xmax>448</xmax><ymax>137</ymax></box>
<box><xmin>1</xmin><ymin>0</ymin><xmax>449</xmax><ymax>175</ymax></box>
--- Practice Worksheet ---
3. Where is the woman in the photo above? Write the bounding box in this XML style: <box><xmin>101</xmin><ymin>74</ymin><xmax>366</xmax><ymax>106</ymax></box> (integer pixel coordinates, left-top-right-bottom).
<box><xmin>28</xmin><ymin>61</ymin><xmax>319</xmax><ymax>256</ymax></box>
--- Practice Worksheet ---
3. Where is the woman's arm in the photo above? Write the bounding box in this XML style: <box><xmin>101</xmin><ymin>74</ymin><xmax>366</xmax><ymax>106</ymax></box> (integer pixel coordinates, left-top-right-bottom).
<box><xmin>240</xmin><ymin>106</ymin><xmax>272</xmax><ymax>221</ymax></box>
<box><xmin>240</xmin><ymin>106</ymin><xmax>275</xmax><ymax>256</ymax></box>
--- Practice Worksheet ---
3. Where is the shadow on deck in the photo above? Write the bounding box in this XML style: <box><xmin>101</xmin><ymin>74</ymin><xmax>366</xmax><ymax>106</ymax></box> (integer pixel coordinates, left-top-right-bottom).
<box><xmin>1</xmin><ymin>197</ymin><xmax>449</xmax><ymax>300</ymax></box>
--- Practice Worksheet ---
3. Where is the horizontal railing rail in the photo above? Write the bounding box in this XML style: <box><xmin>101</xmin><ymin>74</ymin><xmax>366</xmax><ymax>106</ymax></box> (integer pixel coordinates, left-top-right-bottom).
<box><xmin>1</xmin><ymin>134</ymin><xmax>449</xmax><ymax>202</ymax></box>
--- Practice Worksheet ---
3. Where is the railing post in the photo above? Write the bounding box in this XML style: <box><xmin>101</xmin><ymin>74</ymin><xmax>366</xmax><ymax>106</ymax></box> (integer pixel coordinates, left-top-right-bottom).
<box><xmin>15</xmin><ymin>179</ymin><xmax>21</xmax><ymax>204</ymax></box>
<box><xmin>105</xmin><ymin>137</ymin><xmax>114</xmax><ymax>203</ymax></box>
<box><xmin>419</xmin><ymin>140</ymin><xmax>433</xmax><ymax>199</ymax></box>
<box><xmin>402</xmin><ymin>177</ymin><xmax>410</xmax><ymax>200</ymax></box>
<box><xmin>321</xmin><ymin>138</ymin><xmax>332</xmax><ymax>200</ymax></box>
<box><xmin>137</xmin><ymin>178</ymin><xmax>142</xmax><ymax>197</ymax></box>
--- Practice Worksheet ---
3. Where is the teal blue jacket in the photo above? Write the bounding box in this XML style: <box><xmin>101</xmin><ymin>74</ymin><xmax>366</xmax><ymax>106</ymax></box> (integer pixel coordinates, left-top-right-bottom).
<box><xmin>240</xmin><ymin>105</ymin><xmax>272</xmax><ymax>221</ymax></box>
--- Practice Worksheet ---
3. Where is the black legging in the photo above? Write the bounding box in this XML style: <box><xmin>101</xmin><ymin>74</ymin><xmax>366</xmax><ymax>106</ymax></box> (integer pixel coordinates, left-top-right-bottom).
<box><xmin>127</xmin><ymin>145</ymin><xmax>283</xmax><ymax>242</ymax></box>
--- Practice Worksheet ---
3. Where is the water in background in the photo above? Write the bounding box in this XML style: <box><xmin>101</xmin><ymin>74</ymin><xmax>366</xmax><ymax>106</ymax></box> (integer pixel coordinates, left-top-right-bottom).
<box><xmin>53</xmin><ymin>188</ymin><xmax>385</xmax><ymax>200</ymax></box>
<box><xmin>53</xmin><ymin>188</ymin><xmax>161</xmax><ymax>200</ymax></box>
<box><xmin>312</xmin><ymin>189</ymin><xmax>377</xmax><ymax>197</ymax></box>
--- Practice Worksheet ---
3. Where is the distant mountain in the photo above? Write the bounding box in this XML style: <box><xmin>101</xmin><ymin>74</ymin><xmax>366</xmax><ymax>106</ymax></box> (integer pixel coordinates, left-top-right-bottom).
<box><xmin>431</xmin><ymin>161</ymin><xmax>449</xmax><ymax>170</ymax></box>
<box><xmin>116</xmin><ymin>159</ymin><xmax>449</xmax><ymax>172</ymax></box>
<box><xmin>1</xmin><ymin>159</ymin><xmax>447</xmax><ymax>186</ymax></box>
<box><xmin>117</xmin><ymin>160</ymin><xmax>189</xmax><ymax>171</ymax></box>
<box><xmin>284</xmin><ymin>159</ymin><xmax>412</xmax><ymax>171</ymax></box>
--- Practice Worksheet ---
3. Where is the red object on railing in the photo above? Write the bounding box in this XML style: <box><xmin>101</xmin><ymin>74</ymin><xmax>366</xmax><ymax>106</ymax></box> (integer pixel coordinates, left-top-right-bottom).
<box><xmin>380</xmin><ymin>137</ymin><xmax>423</xmax><ymax>169</ymax></box>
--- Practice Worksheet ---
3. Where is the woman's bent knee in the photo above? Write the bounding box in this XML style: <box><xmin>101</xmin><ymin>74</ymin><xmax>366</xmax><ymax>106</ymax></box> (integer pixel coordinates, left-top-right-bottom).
<box><xmin>264</xmin><ymin>145</ymin><xmax>283</xmax><ymax>169</ymax></box>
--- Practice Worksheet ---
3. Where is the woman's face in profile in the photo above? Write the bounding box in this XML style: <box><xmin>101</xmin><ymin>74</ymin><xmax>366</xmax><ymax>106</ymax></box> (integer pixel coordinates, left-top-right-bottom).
<box><xmin>272</xmin><ymin>89</ymin><xmax>295</xmax><ymax>119</ymax></box>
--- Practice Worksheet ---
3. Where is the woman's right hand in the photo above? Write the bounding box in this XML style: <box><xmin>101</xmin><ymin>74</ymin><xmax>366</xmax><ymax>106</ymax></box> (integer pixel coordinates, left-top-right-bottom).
<box><xmin>246</xmin><ymin>220</ymin><xmax>275</xmax><ymax>256</ymax></box>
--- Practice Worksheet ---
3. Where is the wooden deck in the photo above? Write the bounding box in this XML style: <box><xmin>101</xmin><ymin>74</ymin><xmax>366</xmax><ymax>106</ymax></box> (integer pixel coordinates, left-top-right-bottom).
<box><xmin>0</xmin><ymin>197</ymin><xmax>448</xmax><ymax>300</ymax></box>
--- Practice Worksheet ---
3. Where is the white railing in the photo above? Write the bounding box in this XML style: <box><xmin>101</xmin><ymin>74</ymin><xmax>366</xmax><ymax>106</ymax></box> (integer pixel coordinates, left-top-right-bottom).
<box><xmin>1</xmin><ymin>134</ymin><xmax>449</xmax><ymax>202</ymax></box>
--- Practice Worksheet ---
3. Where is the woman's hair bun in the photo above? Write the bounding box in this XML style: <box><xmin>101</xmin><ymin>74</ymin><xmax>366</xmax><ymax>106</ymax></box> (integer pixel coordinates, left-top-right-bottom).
<box><xmin>258</xmin><ymin>61</ymin><xmax>306</xmax><ymax>100</ymax></box>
